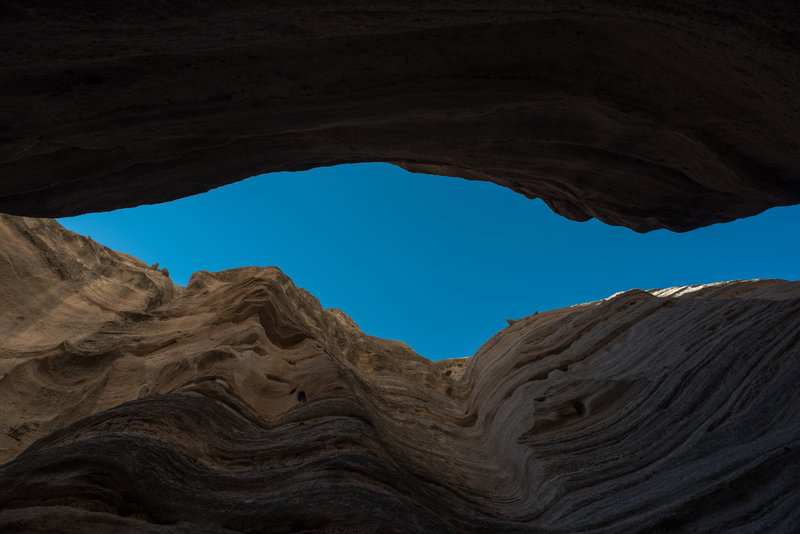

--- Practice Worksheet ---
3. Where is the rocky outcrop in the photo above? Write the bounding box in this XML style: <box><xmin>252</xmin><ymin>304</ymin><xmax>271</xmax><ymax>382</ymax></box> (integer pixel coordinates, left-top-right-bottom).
<box><xmin>1</xmin><ymin>214</ymin><xmax>798</xmax><ymax>532</ymax></box>
<box><xmin>2</xmin><ymin>1</ymin><xmax>800</xmax><ymax>231</ymax></box>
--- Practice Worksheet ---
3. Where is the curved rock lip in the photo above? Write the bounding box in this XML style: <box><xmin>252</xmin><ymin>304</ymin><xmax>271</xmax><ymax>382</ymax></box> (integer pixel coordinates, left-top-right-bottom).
<box><xmin>2</xmin><ymin>2</ymin><xmax>800</xmax><ymax>231</ymax></box>
<box><xmin>1</xmin><ymin>215</ymin><xmax>799</xmax><ymax>532</ymax></box>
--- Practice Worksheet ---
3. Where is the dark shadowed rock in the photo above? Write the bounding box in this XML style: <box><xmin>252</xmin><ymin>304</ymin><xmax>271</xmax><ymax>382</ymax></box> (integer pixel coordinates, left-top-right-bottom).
<box><xmin>1</xmin><ymin>1</ymin><xmax>799</xmax><ymax>231</ymax></box>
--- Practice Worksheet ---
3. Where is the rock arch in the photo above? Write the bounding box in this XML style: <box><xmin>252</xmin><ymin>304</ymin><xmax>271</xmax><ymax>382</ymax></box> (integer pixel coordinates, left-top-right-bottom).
<box><xmin>2</xmin><ymin>1</ymin><xmax>799</xmax><ymax>231</ymax></box>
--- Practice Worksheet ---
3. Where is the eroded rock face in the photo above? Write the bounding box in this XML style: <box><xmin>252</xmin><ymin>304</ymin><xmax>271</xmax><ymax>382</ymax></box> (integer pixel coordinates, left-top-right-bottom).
<box><xmin>1</xmin><ymin>214</ymin><xmax>799</xmax><ymax>532</ymax></box>
<box><xmin>2</xmin><ymin>1</ymin><xmax>800</xmax><ymax>231</ymax></box>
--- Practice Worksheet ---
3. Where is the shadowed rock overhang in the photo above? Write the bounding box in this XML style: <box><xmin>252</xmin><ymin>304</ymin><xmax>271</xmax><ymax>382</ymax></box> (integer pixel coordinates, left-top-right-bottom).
<box><xmin>2</xmin><ymin>1</ymin><xmax>799</xmax><ymax>231</ymax></box>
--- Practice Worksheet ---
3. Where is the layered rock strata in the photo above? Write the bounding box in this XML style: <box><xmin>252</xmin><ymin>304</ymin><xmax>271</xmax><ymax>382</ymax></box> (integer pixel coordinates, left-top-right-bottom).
<box><xmin>1</xmin><ymin>214</ymin><xmax>799</xmax><ymax>532</ymax></box>
<box><xmin>2</xmin><ymin>1</ymin><xmax>800</xmax><ymax>230</ymax></box>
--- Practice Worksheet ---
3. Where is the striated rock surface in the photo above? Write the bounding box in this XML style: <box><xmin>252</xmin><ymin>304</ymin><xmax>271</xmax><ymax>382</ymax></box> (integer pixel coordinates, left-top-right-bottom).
<box><xmin>2</xmin><ymin>1</ymin><xmax>800</xmax><ymax>231</ymax></box>
<box><xmin>1</xmin><ymin>214</ymin><xmax>799</xmax><ymax>532</ymax></box>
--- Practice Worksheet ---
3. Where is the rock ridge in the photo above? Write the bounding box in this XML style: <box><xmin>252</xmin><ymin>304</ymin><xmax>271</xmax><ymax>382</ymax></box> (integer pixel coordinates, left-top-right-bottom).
<box><xmin>0</xmin><ymin>215</ymin><xmax>799</xmax><ymax>532</ymax></box>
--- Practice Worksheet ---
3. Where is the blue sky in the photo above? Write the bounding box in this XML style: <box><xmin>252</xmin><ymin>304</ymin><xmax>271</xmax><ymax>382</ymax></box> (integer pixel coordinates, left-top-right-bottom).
<box><xmin>58</xmin><ymin>163</ymin><xmax>800</xmax><ymax>360</ymax></box>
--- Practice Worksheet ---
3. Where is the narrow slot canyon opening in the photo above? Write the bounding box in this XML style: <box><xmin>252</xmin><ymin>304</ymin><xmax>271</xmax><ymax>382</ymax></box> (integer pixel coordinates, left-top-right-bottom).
<box><xmin>4</xmin><ymin>3</ymin><xmax>800</xmax><ymax>530</ymax></box>
<box><xmin>58</xmin><ymin>162</ymin><xmax>800</xmax><ymax>361</ymax></box>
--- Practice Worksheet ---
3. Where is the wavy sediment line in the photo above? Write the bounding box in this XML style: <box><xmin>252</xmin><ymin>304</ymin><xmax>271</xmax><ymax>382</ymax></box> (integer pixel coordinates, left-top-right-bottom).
<box><xmin>1</xmin><ymin>215</ymin><xmax>799</xmax><ymax>532</ymax></box>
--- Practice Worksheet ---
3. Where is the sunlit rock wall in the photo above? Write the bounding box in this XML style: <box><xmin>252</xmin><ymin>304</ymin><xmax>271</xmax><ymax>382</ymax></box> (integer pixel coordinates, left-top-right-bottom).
<box><xmin>1</xmin><ymin>215</ymin><xmax>798</xmax><ymax>532</ymax></box>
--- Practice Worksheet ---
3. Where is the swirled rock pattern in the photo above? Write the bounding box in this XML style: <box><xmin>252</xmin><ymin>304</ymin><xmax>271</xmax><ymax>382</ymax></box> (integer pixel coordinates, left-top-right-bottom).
<box><xmin>2</xmin><ymin>1</ymin><xmax>800</xmax><ymax>231</ymax></box>
<box><xmin>1</xmin><ymin>214</ymin><xmax>799</xmax><ymax>532</ymax></box>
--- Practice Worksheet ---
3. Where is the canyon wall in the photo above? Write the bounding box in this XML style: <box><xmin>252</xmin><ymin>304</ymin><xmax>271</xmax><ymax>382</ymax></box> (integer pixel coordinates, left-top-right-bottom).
<box><xmin>1</xmin><ymin>215</ymin><xmax>798</xmax><ymax>532</ymax></box>
<box><xmin>2</xmin><ymin>1</ymin><xmax>800</xmax><ymax>231</ymax></box>
<box><xmin>2</xmin><ymin>3</ymin><xmax>799</xmax><ymax>530</ymax></box>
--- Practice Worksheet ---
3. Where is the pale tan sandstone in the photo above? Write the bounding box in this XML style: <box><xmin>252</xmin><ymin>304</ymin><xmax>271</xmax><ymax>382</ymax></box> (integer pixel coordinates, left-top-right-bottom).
<box><xmin>0</xmin><ymin>215</ymin><xmax>798</xmax><ymax>532</ymax></box>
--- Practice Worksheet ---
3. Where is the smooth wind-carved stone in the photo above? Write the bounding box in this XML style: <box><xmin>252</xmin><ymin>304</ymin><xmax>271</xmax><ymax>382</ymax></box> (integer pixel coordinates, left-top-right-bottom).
<box><xmin>1</xmin><ymin>215</ymin><xmax>798</xmax><ymax>532</ymax></box>
<box><xmin>2</xmin><ymin>2</ymin><xmax>800</xmax><ymax>231</ymax></box>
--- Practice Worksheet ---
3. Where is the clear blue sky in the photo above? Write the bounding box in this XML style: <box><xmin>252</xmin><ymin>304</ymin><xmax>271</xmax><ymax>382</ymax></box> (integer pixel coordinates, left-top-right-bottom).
<box><xmin>58</xmin><ymin>163</ymin><xmax>800</xmax><ymax>360</ymax></box>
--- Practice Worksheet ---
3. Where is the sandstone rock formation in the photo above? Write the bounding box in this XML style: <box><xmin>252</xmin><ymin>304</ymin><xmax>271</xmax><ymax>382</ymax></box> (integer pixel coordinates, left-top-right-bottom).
<box><xmin>1</xmin><ymin>214</ymin><xmax>798</xmax><ymax>532</ymax></box>
<box><xmin>2</xmin><ymin>1</ymin><xmax>800</xmax><ymax>231</ymax></box>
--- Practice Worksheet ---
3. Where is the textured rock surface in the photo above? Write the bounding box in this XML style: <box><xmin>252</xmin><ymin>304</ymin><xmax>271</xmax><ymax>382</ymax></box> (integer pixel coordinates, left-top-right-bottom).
<box><xmin>1</xmin><ymin>214</ymin><xmax>799</xmax><ymax>532</ymax></box>
<box><xmin>2</xmin><ymin>1</ymin><xmax>800</xmax><ymax>231</ymax></box>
